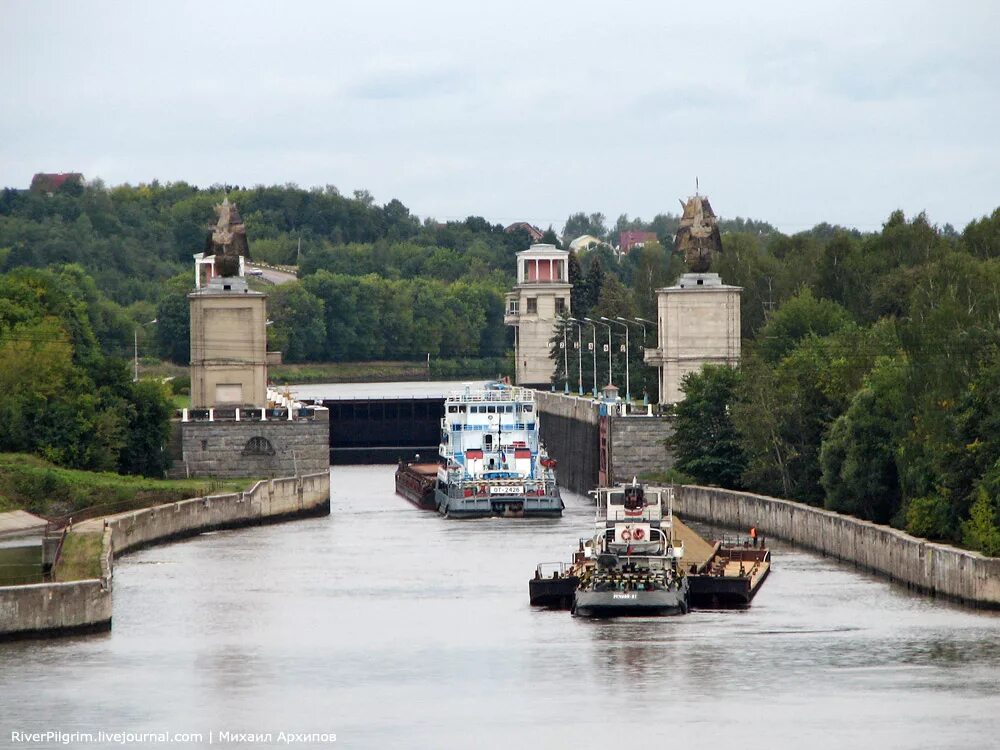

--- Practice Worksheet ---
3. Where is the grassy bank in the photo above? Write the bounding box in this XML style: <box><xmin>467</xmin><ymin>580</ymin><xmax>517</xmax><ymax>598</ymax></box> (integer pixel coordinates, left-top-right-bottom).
<box><xmin>53</xmin><ymin>532</ymin><xmax>104</xmax><ymax>582</ymax></box>
<box><xmin>0</xmin><ymin>454</ymin><xmax>250</xmax><ymax>518</ymax></box>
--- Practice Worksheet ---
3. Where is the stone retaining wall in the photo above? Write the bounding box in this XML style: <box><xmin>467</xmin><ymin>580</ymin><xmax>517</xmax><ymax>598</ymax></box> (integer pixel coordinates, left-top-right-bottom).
<box><xmin>176</xmin><ymin>413</ymin><xmax>329</xmax><ymax>479</ymax></box>
<box><xmin>677</xmin><ymin>485</ymin><xmax>1000</xmax><ymax>608</ymax></box>
<box><xmin>109</xmin><ymin>472</ymin><xmax>329</xmax><ymax>554</ymax></box>
<box><xmin>0</xmin><ymin>472</ymin><xmax>330</xmax><ymax>640</ymax></box>
<box><xmin>609</xmin><ymin>416</ymin><xmax>673</xmax><ymax>484</ymax></box>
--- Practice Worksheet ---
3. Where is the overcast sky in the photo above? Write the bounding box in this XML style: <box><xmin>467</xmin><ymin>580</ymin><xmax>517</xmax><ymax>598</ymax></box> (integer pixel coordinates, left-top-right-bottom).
<box><xmin>2</xmin><ymin>0</ymin><xmax>997</xmax><ymax>233</ymax></box>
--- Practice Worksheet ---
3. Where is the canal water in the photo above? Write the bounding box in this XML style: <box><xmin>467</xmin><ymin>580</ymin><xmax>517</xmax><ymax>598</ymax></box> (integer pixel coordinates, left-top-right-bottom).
<box><xmin>2</xmin><ymin>465</ymin><xmax>1000</xmax><ymax>749</ymax></box>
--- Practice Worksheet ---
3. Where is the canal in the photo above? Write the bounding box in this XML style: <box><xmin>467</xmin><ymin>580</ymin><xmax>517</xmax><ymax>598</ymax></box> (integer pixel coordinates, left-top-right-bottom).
<box><xmin>2</xmin><ymin>465</ymin><xmax>1000</xmax><ymax>749</ymax></box>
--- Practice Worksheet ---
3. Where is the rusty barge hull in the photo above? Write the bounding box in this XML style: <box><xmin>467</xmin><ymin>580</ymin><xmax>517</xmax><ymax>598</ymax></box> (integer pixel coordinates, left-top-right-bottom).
<box><xmin>395</xmin><ymin>462</ymin><xmax>438</xmax><ymax>510</ymax></box>
<box><xmin>688</xmin><ymin>547</ymin><xmax>771</xmax><ymax>609</ymax></box>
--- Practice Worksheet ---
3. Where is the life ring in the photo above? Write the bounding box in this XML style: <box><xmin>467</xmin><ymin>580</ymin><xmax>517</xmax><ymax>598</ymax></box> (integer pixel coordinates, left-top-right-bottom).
<box><xmin>620</xmin><ymin>529</ymin><xmax>632</xmax><ymax>542</ymax></box>
<box><xmin>633</xmin><ymin>528</ymin><xmax>645</xmax><ymax>541</ymax></box>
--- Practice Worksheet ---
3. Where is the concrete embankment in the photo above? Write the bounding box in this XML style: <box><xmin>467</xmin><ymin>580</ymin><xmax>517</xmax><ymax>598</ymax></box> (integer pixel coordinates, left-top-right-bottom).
<box><xmin>0</xmin><ymin>472</ymin><xmax>330</xmax><ymax>640</ymax></box>
<box><xmin>677</xmin><ymin>485</ymin><xmax>1000</xmax><ymax>608</ymax></box>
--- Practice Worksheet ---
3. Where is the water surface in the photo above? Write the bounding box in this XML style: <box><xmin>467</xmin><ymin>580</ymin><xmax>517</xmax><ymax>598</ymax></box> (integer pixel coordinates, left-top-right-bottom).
<box><xmin>2</xmin><ymin>465</ymin><xmax>999</xmax><ymax>749</ymax></box>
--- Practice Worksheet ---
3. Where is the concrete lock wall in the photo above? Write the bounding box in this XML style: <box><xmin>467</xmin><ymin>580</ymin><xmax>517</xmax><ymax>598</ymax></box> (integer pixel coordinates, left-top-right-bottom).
<box><xmin>677</xmin><ymin>485</ymin><xmax>1000</xmax><ymax>608</ymax></box>
<box><xmin>178</xmin><ymin>413</ymin><xmax>329</xmax><ymax>479</ymax></box>
<box><xmin>535</xmin><ymin>391</ymin><xmax>600</xmax><ymax>494</ymax></box>
<box><xmin>609</xmin><ymin>416</ymin><xmax>674</xmax><ymax>484</ymax></box>
<box><xmin>0</xmin><ymin>472</ymin><xmax>330</xmax><ymax>639</ymax></box>
<box><xmin>534</xmin><ymin>392</ymin><xmax>677</xmax><ymax>493</ymax></box>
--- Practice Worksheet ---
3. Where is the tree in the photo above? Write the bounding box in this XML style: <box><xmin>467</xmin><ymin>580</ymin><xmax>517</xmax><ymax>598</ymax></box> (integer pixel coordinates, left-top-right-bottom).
<box><xmin>562</xmin><ymin>212</ymin><xmax>607</xmax><ymax>244</ymax></box>
<box><xmin>583</xmin><ymin>256</ymin><xmax>605</xmax><ymax>313</ymax></box>
<box><xmin>118</xmin><ymin>379</ymin><xmax>173</xmax><ymax>477</ymax></box>
<box><xmin>154</xmin><ymin>276</ymin><xmax>191</xmax><ymax>364</ymax></box>
<box><xmin>626</xmin><ymin>241</ymin><xmax>678</xmax><ymax>320</ymax></box>
<box><xmin>755</xmin><ymin>288</ymin><xmax>853</xmax><ymax>363</ymax></box>
<box><xmin>0</xmin><ymin>267</ymin><xmax>172</xmax><ymax>476</ymax></box>
<box><xmin>962</xmin><ymin>208</ymin><xmax>1000</xmax><ymax>260</ymax></box>
<box><xmin>819</xmin><ymin>358</ymin><xmax>905</xmax><ymax>523</ymax></box>
<box><xmin>568</xmin><ymin>251</ymin><xmax>587</xmax><ymax>318</ymax></box>
<box><xmin>266</xmin><ymin>283</ymin><xmax>327</xmax><ymax>362</ymax></box>
<box><xmin>962</xmin><ymin>487</ymin><xmax>1000</xmax><ymax>556</ymax></box>
<box><xmin>669</xmin><ymin>365</ymin><xmax>746</xmax><ymax>488</ymax></box>
<box><xmin>540</xmin><ymin>226</ymin><xmax>561</xmax><ymax>248</ymax></box>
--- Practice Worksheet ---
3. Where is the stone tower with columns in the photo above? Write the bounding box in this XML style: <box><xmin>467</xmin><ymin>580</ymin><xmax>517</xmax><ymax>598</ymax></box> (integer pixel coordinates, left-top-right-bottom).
<box><xmin>504</xmin><ymin>243</ymin><xmax>572</xmax><ymax>388</ymax></box>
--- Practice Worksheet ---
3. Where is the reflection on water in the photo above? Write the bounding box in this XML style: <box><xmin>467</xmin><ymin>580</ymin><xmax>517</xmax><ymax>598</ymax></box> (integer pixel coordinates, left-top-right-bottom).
<box><xmin>2</xmin><ymin>465</ymin><xmax>1000</xmax><ymax>750</ymax></box>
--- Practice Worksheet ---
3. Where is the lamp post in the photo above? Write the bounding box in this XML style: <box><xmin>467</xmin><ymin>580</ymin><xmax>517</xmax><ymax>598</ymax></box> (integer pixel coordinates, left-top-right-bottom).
<box><xmin>631</xmin><ymin>317</ymin><xmax>652</xmax><ymax>346</ymax></box>
<box><xmin>603</xmin><ymin>316</ymin><xmax>630</xmax><ymax>402</ymax></box>
<box><xmin>575</xmin><ymin>319</ymin><xmax>583</xmax><ymax>395</ymax></box>
<box><xmin>575</xmin><ymin>318</ymin><xmax>598</xmax><ymax>397</ymax></box>
<box><xmin>133</xmin><ymin>318</ymin><xmax>158</xmax><ymax>382</ymax></box>
<box><xmin>562</xmin><ymin>320</ymin><xmax>569</xmax><ymax>394</ymax></box>
<box><xmin>620</xmin><ymin>316</ymin><xmax>652</xmax><ymax>404</ymax></box>
<box><xmin>586</xmin><ymin>317</ymin><xmax>613</xmax><ymax>391</ymax></box>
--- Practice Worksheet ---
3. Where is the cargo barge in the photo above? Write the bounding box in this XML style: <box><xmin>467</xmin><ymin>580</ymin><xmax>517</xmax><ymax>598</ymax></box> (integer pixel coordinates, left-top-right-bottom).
<box><xmin>530</xmin><ymin>487</ymin><xmax>772</xmax><ymax>613</ymax></box>
<box><xmin>686</xmin><ymin>540</ymin><xmax>771</xmax><ymax>608</ymax></box>
<box><xmin>394</xmin><ymin>460</ymin><xmax>438</xmax><ymax>510</ymax></box>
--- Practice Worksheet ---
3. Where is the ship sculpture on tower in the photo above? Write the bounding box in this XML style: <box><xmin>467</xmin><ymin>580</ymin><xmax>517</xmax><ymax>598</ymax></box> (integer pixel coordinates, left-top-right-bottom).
<box><xmin>674</xmin><ymin>192</ymin><xmax>723</xmax><ymax>273</ymax></box>
<box><xmin>204</xmin><ymin>197</ymin><xmax>251</xmax><ymax>277</ymax></box>
<box><xmin>644</xmin><ymin>184</ymin><xmax>741</xmax><ymax>404</ymax></box>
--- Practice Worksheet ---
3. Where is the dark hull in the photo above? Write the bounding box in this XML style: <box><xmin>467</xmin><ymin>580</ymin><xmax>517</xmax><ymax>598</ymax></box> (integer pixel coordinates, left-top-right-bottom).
<box><xmin>395</xmin><ymin>464</ymin><xmax>438</xmax><ymax>510</ymax></box>
<box><xmin>573</xmin><ymin>585</ymin><xmax>690</xmax><ymax>618</ymax></box>
<box><xmin>573</xmin><ymin>604</ymin><xmax>687</xmax><ymax>618</ymax></box>
<box><xmin>688</xmin><ymin>575</ymin><xmax>753</xmax><ymax>608</ymax></box>
<box><xmin>689</xmin><ymin>548</ymin><xmax>771</xmax><ymax>608</ymax></box>
<box><xmin>529</xmin><ymin>577</ymin><xmax>579</xmax><ymax>608</ymax></box>
<box><xmin>436</xmin><ymin>489</ymin><xmax>563</xmax><ymax>518</ymax></box>
<box><xmin>396</xmin><ymin>483</ymin><xmax>436</xmax><ymax>510</ymax></box>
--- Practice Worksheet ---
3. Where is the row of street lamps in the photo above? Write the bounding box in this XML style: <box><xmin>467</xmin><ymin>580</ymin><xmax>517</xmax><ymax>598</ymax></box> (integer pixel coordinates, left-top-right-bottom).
<box><xmin>560</xmin><ymin>315</ymin><xmax>654</xmax><ymax>402</ymax></box>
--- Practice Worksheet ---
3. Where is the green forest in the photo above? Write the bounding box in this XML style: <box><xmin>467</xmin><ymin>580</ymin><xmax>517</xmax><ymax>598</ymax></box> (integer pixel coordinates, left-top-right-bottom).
<box><xmin>667</xmin><ymin>209</ymin><xmax>1000</xmax><ymax>556</ymax></box>
<box><xmin>3</xmin><ymin>177</ymin><xmax>1000</xmax><ymax>557</ymax></box>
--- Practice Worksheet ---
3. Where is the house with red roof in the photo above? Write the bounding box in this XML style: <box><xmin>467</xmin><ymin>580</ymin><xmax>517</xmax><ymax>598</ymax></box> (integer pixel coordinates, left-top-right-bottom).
<box><xmin>618</xmin><ymin>230</ymin><xmax>658</xmax><ymax>254</ymax></box>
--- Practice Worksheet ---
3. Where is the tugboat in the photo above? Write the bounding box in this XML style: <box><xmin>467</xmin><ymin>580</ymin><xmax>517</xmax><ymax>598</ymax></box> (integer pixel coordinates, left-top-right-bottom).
<box><xmin>573</xmin><ymin>481</ymin><xmax>689</xmax><ymax>617</ymax></box>
<box><xmin>435</xmin><ymin>382</ymin><xmax>563</xmax><ymax>518</ymax></box>
<box><xmin>528</xmin><ymin>481</ymin><xmax>688</xmax><ymax>616</ymax></box>
<box><xmin>394</xmin><ymin>457</ymin><xmax>438</xmax><ymax>510</ymax></box>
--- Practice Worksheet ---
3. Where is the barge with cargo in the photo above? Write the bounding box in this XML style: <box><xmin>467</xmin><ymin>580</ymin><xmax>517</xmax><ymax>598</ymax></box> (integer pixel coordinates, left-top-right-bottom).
<box><xmin>394</xmin><ymin>460</ymin><xmax>438</xmax><ymax>510</ymax></box>
<box><xmin>530</xmin><ymin>482</ymin><xmax>772</xmax><ymax>614</ymax></box>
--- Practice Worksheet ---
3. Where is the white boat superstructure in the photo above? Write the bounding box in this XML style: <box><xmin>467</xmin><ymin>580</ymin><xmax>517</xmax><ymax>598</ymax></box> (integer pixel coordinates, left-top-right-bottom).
<box><xmin>574</xmin><ymin>482</ymin><xmax>689</xmax><ymax>616</ymax></box>
<box><xmin>435</xmin><ymin>382</ymin><xmax>563</xmax><ymax>518</ymax></box>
